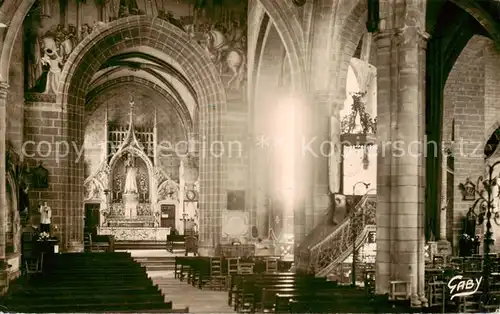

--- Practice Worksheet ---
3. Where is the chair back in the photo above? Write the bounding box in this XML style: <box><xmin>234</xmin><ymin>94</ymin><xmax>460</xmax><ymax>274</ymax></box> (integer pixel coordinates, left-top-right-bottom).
<box><xmin>227</xmin><ymin>257</ymin><xmax>240</xmax><ymax>276</ymax></box>
<box><xmin>238</xmin><ymin>262</ymin><xmax>254</xmax><ymax>274</ymax></box>
<box><xmin>265</xmin><ymin>258</ymin><xmax>279</xmax><ymax>273</ymax></box>
<box><xmin>25</xmin><ymin>253</ymin><xmax>44</xmax><ymax>276</ymax></box>
<box><xmin>210</xmin><ymin>257</ymin><xmax>223</xmax><ymax>276</ymax></box>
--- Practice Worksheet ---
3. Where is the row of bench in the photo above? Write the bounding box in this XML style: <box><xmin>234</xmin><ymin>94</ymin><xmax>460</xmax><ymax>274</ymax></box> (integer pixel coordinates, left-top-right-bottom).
<box><xmin>3</xmin><ymin>253</ymin><xmax>186</xmax><ymax>313</ymax></box>
<box><xmin>227</xmin><ymin>272</ymin><xmax>403</xmax><ymax>313</ymax></box>
<box><xmin>174</xmin><ymin>256</ymin><xmax>416</xmax><ymax>313</ymax></box>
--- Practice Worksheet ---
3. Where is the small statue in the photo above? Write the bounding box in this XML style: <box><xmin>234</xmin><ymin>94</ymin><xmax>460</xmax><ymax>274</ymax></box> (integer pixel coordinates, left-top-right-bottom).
<box><xmin>39</xmin><ymin>201</ymin><xmax>52</xmax><ymax>233</ymax></box>
<box><xmin>123</xmin><ymin>153</ymin><xmax>138</xmax><ymax>194</ymax></box>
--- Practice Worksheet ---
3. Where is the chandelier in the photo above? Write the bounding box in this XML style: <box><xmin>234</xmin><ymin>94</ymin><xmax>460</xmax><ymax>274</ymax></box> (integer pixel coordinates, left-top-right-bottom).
<box><xmin>340</xmin><ymin>91</ymin><xmax>376</xmax><ymax>169</ymax></box>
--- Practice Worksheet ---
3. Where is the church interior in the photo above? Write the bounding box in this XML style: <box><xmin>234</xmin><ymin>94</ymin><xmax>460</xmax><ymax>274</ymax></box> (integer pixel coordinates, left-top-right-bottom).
<box><xmin>1</xmin><ymin>0</ymin><xmax>500</xmax><ymax>312</ymax></box>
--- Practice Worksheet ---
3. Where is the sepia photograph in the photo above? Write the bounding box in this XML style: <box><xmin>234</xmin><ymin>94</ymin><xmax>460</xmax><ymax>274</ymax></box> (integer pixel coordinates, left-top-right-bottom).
<box><xmin>0</xmin><ymin>0</ymin><xmax>498</xmax><ymax>312</ymax></box>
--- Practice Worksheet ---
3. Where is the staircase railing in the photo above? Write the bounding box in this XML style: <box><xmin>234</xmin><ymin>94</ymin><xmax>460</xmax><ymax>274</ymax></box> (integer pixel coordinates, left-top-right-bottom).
<box><xmin>305</xmin><ymin>193</ymin><xmax>376</xmax><ymax>276</ymax></box>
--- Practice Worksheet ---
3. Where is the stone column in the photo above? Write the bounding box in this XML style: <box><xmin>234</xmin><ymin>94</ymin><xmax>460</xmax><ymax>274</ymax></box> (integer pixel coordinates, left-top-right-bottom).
<box><xmin>24</xmin><ymin>93</ymin><xmax>85</xmax><ymax>252</ymax></box>
<box><xmin>374</xmin><ymin>25</ymin><xmax>428</xmax><ymax>305</ymax></box>
<box><xmin>0</xmin><ymin>82</ymin><xmax>9</xmax><ymax>295</ymax></box>
<box><xmin>251</xmin><ymin>113</ymin><xmax>272</xmax><ymax>239</ymax></box>
<box><xmin>310</xmin><ymin>92</ymin><xmax>332</xmax><ymax>229</ymax></box>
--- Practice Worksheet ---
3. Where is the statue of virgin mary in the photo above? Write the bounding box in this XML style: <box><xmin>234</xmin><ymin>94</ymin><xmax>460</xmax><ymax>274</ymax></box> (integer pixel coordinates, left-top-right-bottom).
<box><xmin>123</xmin><ymin>153</ymin><xmax>138</xmax><ymax>194</ymax></box>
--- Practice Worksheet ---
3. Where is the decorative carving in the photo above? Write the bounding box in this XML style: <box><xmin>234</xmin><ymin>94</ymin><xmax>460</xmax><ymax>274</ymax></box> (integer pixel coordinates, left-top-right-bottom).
<box><xmin>99</xmin><ymin>226</ymin><xmax>170</xmax><ymax>241</ymax></box>
<box><xmin>222</xmin><ymin>211</ymin><xmax>249</xmax><ymax>240</ymax></box>
<box><xmin>341</xmin><ymin>91</ymin><xmax>377</xmax><ymax>135</ymax></box>
<box><xmin>154</xmin><ymin>168</ymin><xmax>166</xmax><ymax>185</ymax></box>
<box><xmin>299</xmin><ymin>194</ymin><xmax>376</xmax><ymax>276</ymax></box>
<box><xmin>84</xmin><ymin>179</ymin><xmax>101</xmax><ymax>200</ymax></box>
<box><xmin>186</xmin><ymin>189</ymin><xmax>197</xmax><ymax>201</ymax></box>
<box><xmin>113</xmin><ymin>175</ymin><xmax>123</xmax><ymax>201</ymax></box>
<box><xmin>24</xmin><ymin>93</ymin><xmax>57</xmax><ymax>103</ymax></box>
<box><xmin>158</xmin><ymin>179</ymin><xmax>179</xmax><ymax>202</ymax></box>
<box><xmin>136</xmin><ymin>203</ymin><xmax>152</xmax><ymax>216</ymax></box>
<box><xmin>459</xmin><ymin>178</ymin><xmax>477</xmax><ymax>201</ymax></box>
<box><xmin>95</xmin><ymin>164</ymin><xmax>111</xmax><ymax>188</ymax></box>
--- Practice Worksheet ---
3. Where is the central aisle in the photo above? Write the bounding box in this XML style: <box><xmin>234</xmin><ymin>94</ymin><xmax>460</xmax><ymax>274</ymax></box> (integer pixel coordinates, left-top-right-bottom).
<box><xmin>152</xmin><ymin>276</ymin><xmax>236</xmax><ymax>313</ymax></box>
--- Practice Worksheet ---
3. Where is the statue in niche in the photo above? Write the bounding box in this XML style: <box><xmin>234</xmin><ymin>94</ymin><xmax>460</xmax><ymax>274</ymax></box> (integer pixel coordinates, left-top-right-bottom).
<box><xmin>124</xmin><ymin>153</ymin><xmax>138</xmax><ymax>194</ymax></box>
<box><xmin>118</xmin><ymin>0</ymin><xmax>139</xmax><ymax>17</ymax></box>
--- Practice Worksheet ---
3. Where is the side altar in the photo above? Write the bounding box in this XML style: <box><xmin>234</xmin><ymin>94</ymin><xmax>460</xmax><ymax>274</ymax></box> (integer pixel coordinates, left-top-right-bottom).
<box><xmin>83</xmin><ymin>98</ymin><xmax>199</xmax><ymax>242</ymax></box>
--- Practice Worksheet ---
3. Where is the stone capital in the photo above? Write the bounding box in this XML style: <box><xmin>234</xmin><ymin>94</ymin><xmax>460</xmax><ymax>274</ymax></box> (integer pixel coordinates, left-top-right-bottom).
<box><xmin>395</xmin><ymin>27</ymin><xmax>430</xmax><ymax>48</ymax></box>
<box><xmin>374</xmin><ymin>27</ymin><xmax>430</xmax><ymax>49</ymax></box>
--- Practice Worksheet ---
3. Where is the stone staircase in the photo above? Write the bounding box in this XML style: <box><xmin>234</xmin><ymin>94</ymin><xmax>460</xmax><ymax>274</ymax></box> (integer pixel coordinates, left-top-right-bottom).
<box><xmin>115</xmin><ymin>240</ymin><xmax>167</xmax><ymax>250</ymax></box>
<box><xmin>297</xmin><ymin>193</ymin><xmax>376</xmax><ymax>279</ymax></box>
<box><xmin>1</xmin><ymin>252</ymin><xmax>185</xmax><ymax>312</ymax></box>
<box><xmin>134</xmin><ymin>256</ymin><xmax>176</xmax><ymax>272</ymax></box>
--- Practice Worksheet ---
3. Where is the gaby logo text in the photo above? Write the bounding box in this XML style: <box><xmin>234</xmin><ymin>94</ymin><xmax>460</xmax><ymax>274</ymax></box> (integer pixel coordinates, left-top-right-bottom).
<box><xmin>447</xmin><ymin>275</ymin><xmax>482</xmax><ymax>300</ymax></box>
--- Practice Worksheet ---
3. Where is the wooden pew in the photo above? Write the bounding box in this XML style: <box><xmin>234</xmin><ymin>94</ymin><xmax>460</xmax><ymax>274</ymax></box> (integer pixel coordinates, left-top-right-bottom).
<box><xmin>257</xmin><ymin>281</ymin><xmax>344</xmax><ymax>313</ymax></box>
<box><xmin>228</xmin><ymin>273</ymin><xmax>302</xmax><ymax>306</ymax></box>
<box><xmin>273</xmin><ymin>287</ymin><xmax>367</xmax><ymax>313</ymax></box>
<box><xmin>175</xmin><ymin>256</ymin><xmax>211</xmax><ymax>289</ymax></box>
<box><xmin>230</xmin><ymin>273</ymin><xmax>322</xmax><ymax>312</ymax></box>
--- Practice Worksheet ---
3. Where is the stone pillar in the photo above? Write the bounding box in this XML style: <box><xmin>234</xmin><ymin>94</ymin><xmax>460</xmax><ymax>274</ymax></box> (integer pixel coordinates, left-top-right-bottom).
<box><xmin>23</xmin><ymin>94</ymin><xmax>84</xmax><ymax>252</ymax></box>
<box><xmin>0</xmin><ymin>82</ymin><xmax>9</xmax><ymax>295</ymax></box>
<box><xmin>374</xmin><ymin>25</ymin><xmax>428</xmax><ymax>306</ymax></box>
<box><xmin>251</xmin><ymin>108</ymin><xmax>272</xmax><ymax>239</ymax></box>
<box><xmin>293</xmin><ymin>93</ymin><xmax>311</xmax><ymax>255</ymax></box>
<box><xmin>310</xmin><ymin>92</ymin><xmax>331</xmax><ymax>229</ymax></box>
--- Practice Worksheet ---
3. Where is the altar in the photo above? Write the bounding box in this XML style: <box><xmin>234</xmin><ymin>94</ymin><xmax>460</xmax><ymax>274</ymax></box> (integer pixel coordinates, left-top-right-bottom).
<box><xmin>99</xmin><ymin>226</ymin><xmax>171</xmax><ymax>241</ymax></box>
<box><xmin>83</xmin><ymin>98</ymin><xmax>199</xmax><ymax>244</ymax></box>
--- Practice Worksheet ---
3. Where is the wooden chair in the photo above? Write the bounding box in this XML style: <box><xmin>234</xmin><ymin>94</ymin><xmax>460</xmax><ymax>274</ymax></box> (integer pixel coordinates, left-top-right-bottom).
<box><xmin>458</xmin><ymin>295</ymin><xmax>481</xmax><ymax>313</ymax></box>
<box><xmin>226</xmin><ymin>257</ymin><xmax>240</xmax><ymax>289</ymax></box>
<box><xmin>389</xmin><ymin>280</ymin><xmax>410</xmax><ymax>300</ymax></box>
<box><xmin>25</xmin><ymin>253</ymin><xmax>43</xmax><ymax>279</ymax></box>
<box><xmin>85</xmin><ymin>233</ymin><xmax>108</xmax><ymax>252</ymax></box>
<box><xmin>238</xmin><ymin>261</ymin><xmax>254</xmax><ymax>274</ymax></box>
<box><xmin>209</xmin><ymin>257</ymin><xmax>226</xmax><ymax>290</ymax></box>
<box><xmin>265</xmin><ymin>257</ymin><xmax>279</xmax><ymax>273</ymax></box>
<box><xmin>427</xmin><ymin>280</ymin><xmax>446</xmax><ymax>312</ymax></box>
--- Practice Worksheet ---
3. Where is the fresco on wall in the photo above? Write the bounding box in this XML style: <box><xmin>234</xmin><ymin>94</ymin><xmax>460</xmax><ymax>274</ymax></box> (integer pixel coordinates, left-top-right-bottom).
<box><xmin>23</xmin><ymin>0</ymin><xmax>248</xmax><ymax>93</ymax></box>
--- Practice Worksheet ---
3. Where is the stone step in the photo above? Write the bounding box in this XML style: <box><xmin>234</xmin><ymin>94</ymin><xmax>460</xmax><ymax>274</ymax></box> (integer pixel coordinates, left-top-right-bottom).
<box><xmin>115</xmin><ymin>242</ymin><xmax>167</xmax><ymax>250</ymax></box>
<box><xmin>145</xmin><ymin>265</ymin><xmax>175</xmax><ymax>271</ymax></box>
<box><xmin>134</xmin><ymin>257</ymin><xmax>176</xmax><ymax>263</ymax></box>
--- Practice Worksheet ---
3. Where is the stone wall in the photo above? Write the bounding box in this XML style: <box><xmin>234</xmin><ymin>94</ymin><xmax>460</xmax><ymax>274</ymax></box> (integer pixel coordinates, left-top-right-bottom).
<box><xmin>443</xmin><ymin>35</ymin><xmax>488</xmax><ymax>251</ymax></box>
<box><xmin>23</xmin><ymin>100</ymin><xmax>66</xmax><ymax>238</ymax></box>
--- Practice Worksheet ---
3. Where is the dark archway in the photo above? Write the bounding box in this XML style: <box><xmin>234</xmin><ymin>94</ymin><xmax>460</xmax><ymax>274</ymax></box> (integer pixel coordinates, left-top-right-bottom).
<box><xmin>425</xmin><ymin>0</ymin><xmax>494</xmax><ymax>240</ymax></box>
